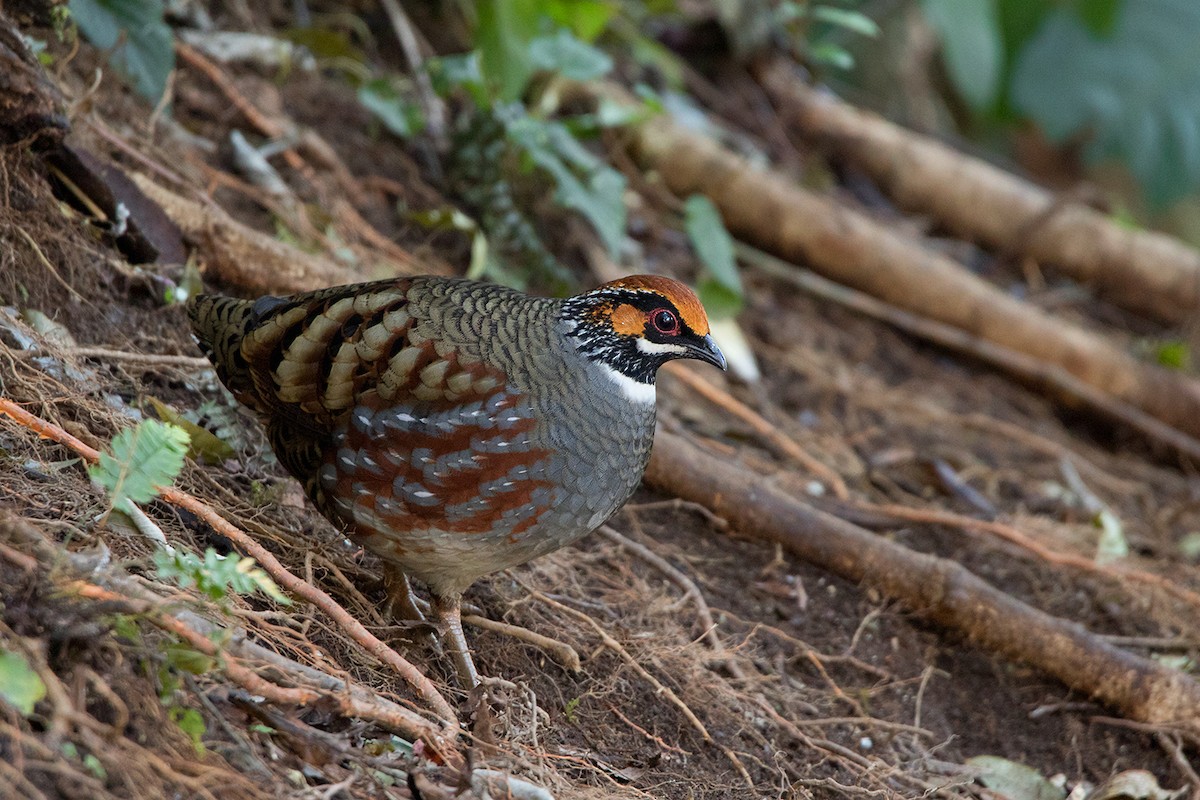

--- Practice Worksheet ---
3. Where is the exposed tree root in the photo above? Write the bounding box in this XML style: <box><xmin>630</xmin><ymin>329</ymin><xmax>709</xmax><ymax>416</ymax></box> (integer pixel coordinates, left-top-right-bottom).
<box><xmin>646</xmin><ymin>429</ymin><xmax>1200</xmax><ymax>728</ymax></box>
<box><xmin>756</xmin><ymin>60</ymin><xmax>1200</xmax><ymax>325</ymax></box>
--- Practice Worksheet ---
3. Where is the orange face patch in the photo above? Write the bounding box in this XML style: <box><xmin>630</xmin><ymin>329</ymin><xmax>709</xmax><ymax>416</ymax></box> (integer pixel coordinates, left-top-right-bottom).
<box><xmin>609</xmin><ymin>303</ymin><xmax>644</xmax><ymax>336</ymax></box>
<box><xmin>602</xmin><ymin>275</ymin><xmax>710</xmax><ymax>335</ymax></box>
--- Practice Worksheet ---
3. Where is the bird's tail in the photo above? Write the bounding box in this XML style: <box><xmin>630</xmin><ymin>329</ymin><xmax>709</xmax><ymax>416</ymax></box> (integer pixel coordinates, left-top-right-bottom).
<box><xmin>187</xmin><ymin>294</ymin><xmax>258</xmax><ymax>398</ymax></box>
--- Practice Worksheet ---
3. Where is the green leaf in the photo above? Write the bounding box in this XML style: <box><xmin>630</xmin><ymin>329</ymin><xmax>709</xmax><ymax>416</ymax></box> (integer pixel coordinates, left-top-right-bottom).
<box><xmin>1012</xmin><ymin>0</ymin><xmax>1200</xmax><ymax>206</ymax></box>
<box><xmin>0</xmin><ymin>649</ymin><xmax>46</xmax><ymax>715</ymax></box>
<box><xmin>1155</xmin><ymin>341</ymin><xmax>1191</xmax><ymax>370</ymax></box>
<box><xmin>68</xmin><ymin>0</ymin><xmax>175</xmax><ymax>102</ymax></box>
<box><xmin>428</xmin><ymin>52</ymin><xmax>487</xmax><ymax>104</ymax></box>
<box><xmin>811</xmin><ymin>6</ymin><xmax>881</xmax><ymax>37</ymax></box>
<box><xmin>922</xmin><ymin>0</ymin><xmax>1003</xmax><ymax>110</ymax></box>
<box><xmin>476</xmin><ymin>0</ymin><xmax>541</xmax><ymax>101</ymax></box>
<box><xmin>1073</xmin><ymin>0</ymin><xmax>1121</xmax><ymax>36</ymax></box>
<box><xmin>146</xmin><ymin>397</ymin><xmax>234</xmax><ymax>465</ymax></box>
<box><xmin>697</xmin><ymin>279</ymin><xmax>744</xmax><ymax>320</ymax></box>
<box><xmin>564</xmin><ymin>696</ymin><xmax>581</xmax><ymax>723</ymax></box>
<box><xmin>684</xmin><ymin>195</ymin><xmax>743</xmax><ymax>317</ymax></box>
<box><xmin>90</xmin><ymin>419</ymin><xmax>189</xmax><ymax>508</ymax></box>
<box><xmin>807</xmin><ymin>41</ymin><xmax>855</xmax><ymax>70</ymax></box>
<box><xmin>505</xmin><ymin>116</ymin><xmax>627</xmax><ymax>258</ymax></box>
<box><xmin>357</xmin><ymin>78</ymin><xmax>425</xmax><ymax>138</ymax></box>
<box><xmin>283</xmin><ymin>26</ymin><xmax>366</xmax><ymax>62</ymax></box>
<box><xmin>164</xmin><ymin>642</ymin><xmax>216</xmax><ymax>675</ymax></box>
<box><xmin>529</xmin><ymin>28</ymin><xmax>613</xmax><ymax>81</ymax></box>
<box><xmin>154</xmin><ymin>547</ymin><xmax>291</xmax><ymax>605</ymax></box>
<box><xmin>83</xmin><ymin>754</ymin><xmax>107</xmax><ymax>781</ymax></box>
<box><xmin>544</xmin><ymin>0</ymin><xmax>614</xmax><ymax>41</ymax></box>
<box><xmin>172</xmin><ymin>706</ymin><xmax>206</xmax><ymax>753</ymax></box>
<box><xmin>967</xmin><ymin>755</ymin><xmax>1065</xmax><ymax>800</ymax></box>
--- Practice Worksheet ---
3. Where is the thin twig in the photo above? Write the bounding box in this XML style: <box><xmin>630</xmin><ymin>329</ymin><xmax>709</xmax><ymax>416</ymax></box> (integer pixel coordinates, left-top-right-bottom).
<box><xmin>13</xmin><ymin>227</ymin><xmax>85</xmax><ymax>304</ymax></box>
<box><xmin>69</xmin><ymin>348</ymin><xmax>211</xmax><ymax>369</ymax></box>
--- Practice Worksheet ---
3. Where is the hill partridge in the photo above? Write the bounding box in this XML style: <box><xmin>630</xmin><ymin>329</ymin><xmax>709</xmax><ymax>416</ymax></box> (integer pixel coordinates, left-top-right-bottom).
<box><xmin>187</xmin><ymin>275</ymin><xmax>726</xmax><ymax>686</ymax></box>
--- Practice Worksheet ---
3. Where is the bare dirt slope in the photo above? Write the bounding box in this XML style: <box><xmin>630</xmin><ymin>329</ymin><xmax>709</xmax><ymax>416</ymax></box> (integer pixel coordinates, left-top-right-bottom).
<box><xmin>0</xmin><ymin>6</ymin><xmax>1197</xmax><ymax>800</ymax></box>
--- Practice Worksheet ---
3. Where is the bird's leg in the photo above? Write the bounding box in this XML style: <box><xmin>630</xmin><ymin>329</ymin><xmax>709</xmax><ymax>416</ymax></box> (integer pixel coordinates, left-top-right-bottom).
<box><xmin>382</xmin><ymin>565</ymin><xmax>426</xmax><ymax>623</ymax></box>
<box><xmin>431</xmin><ymin>592</ymin><xmax>479</xmax><ymax>689</ymax></box>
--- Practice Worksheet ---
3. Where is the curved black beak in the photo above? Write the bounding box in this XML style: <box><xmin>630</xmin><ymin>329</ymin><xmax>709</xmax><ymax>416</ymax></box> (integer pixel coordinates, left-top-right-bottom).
<box><xmin>687</xmin><ymin>333</ymin><xmax>727</xmax><ymax>371</ymax></box>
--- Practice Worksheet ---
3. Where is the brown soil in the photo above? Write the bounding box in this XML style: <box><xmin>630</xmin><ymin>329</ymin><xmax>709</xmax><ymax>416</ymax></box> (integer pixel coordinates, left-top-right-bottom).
<box><xmin>0</xmin><ymin>5</ymin><xmax>1196</xmax><ymax>800</ymax></box>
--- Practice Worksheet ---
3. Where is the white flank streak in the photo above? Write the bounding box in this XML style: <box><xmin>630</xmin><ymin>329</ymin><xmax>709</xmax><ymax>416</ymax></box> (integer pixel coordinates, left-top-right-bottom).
<box><xmin>636</xmin><ymin>338</ymin><xmax>688</xmax><ymax>356</ymax></box>
<box><xmin>598</xmin><ymin>362</ymin><xmax>656</xmax><ymax>405</ymax></box>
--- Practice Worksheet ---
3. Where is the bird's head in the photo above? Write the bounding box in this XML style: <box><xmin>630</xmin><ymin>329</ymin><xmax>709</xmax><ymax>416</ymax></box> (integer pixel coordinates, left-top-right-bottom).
<box><xmin>560</xmin><ymin>275</ymin><xmax>726</xmax><ymax>400</ymax></box>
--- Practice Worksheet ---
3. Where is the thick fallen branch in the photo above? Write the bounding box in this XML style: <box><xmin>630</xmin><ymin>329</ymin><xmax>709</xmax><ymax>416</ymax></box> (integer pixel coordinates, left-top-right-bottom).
<box><xmin>758</xmin><ymin>60</ymin><xmax>1200</xmax><ymax>324</ymax></box>
<box><xmin>645</xmin><ymin>430</ymin><xmax>1200</xmax><ymax>727</ymax></box>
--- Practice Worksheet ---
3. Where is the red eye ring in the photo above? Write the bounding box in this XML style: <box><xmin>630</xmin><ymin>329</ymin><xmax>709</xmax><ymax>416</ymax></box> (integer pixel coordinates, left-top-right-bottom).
<box><xmin>650</xmin><ymin>308</ymin><xmax>680</xmax><ymax>335</ymax></box>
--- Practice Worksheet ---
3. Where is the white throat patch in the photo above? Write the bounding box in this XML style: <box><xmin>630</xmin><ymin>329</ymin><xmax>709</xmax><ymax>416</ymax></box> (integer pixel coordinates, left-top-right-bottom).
<box><xmin>597</xmin><ymin>362</ymin><xmax>656</xmax><ymax>405</ymax></box>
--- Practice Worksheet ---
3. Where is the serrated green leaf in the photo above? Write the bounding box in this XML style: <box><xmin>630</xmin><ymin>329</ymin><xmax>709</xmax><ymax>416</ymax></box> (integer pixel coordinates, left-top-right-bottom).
<box><xmin>357</xmin><ymin>78</ymin><xmax>425</xmax><ymax>138</ymax></box>
<box><xmin>529</xmin><ymin>29</ymin><xmax>613</xmax><ymax>81</ymax></box>
<box><xmin>564</xmin><ymin>696</ymin><xmax>581</xmax><ymax>722</ymax></box>
<box><xmin>1012</xmin><ymin>0</ymin><xmax>1200</xmax><ymax>207</ymax></box>
<box><xmin>154</xmin><ymin>548</ymin><xmax>291</xmax><ymax>605</ymax></box>
<box><xmin>922</xmin><ymin>0</ymin><xmax>1003</xmax><ymax>110</ymax></box>
<box><xmin>68</xmin><ymin>0</ymin><xmax>175</xmax><ymax>102</ymax></box>
<box><xmin>684</xmin><ymin>195</ymin><xmax>741</xmax><ymax>298</ymax></box>
<box><xmin>0</xmin><ymin>649</ymin><xmax>46</xmax><ymax>716</ymax></box>
<box><xmin>90</xmin><ymin>420</ymin><xmax>189</xmax><ymax>508</ymax></box>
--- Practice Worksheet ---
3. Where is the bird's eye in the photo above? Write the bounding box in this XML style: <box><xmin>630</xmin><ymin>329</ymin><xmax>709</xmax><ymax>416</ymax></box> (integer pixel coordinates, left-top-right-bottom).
<box><xmin>650</xmin><ymin>308</ymin><xmax>680</xmax><ymax>335</ymax></box>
